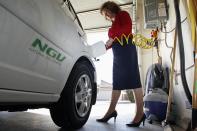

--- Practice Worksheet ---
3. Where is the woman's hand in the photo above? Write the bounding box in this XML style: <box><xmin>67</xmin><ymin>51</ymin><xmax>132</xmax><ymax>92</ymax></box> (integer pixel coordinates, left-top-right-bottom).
<box><xmin>105</xmin><ymin>38</ymin><xmax>114</xmax><ymax>49</ymax></box>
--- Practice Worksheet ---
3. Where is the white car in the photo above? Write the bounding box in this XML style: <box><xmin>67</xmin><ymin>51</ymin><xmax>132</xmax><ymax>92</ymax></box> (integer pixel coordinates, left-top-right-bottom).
<box><xmin>0</xmin><ymin>0</ymin><xmax>97</xmax><ymax>129</ymax></box>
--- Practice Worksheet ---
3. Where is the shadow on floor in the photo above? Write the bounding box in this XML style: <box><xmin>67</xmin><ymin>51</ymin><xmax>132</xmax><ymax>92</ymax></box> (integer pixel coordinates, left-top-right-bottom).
<box><xmin>0</xmin><ymin>102</ymin><xmax>163</xmax><ymax>131</ymax></box>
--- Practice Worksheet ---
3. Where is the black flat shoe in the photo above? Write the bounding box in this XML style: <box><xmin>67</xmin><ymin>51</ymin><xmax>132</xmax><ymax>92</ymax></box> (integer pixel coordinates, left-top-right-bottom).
<box><xmin>126</xmin><ymin>114</ymin><xmax>146</xmax><ymax>127</ymax></box>
<box><xmin>96</xmin><ymin>110</ymin><xmax>118</xmax><ymax>123</ymax></box>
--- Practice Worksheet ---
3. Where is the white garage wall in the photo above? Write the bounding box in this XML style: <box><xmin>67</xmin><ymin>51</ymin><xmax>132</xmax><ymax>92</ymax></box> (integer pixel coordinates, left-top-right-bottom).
<box><xmin>136</xmin><ymin>1</ymin><xmax>158</xmax><ymax>89</ymax></box>
<box><xmin>159</xmin><ymin>0</ymin><xmax>194</xmax><ymax>128</ymax></box>
<box><xmin>137</xmin><ymin>0</ymin><xmax>194</xmax><ymax>129</ymax></box>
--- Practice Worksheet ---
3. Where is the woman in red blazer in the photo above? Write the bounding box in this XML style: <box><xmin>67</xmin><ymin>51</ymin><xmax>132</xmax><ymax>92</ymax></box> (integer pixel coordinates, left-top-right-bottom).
<box><xmin>96</xmin><ymin>1</ymin><xmax>145</xmax><ymax>127</ymax></box>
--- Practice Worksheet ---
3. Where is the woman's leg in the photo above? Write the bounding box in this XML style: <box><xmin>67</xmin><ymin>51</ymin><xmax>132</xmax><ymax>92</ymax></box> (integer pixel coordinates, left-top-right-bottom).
<box><xmin>132</xmin><ymin>87</ymin><xmax>144</xmax><ymax>122</ymax></box>
<box><xmin>103</xmin><ymin>90</ymin><xmax>121</xmax><ymax>117</ymax></box>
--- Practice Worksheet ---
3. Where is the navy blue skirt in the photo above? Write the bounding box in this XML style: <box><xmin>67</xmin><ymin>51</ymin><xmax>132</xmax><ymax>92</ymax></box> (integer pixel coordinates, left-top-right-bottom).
<box><xmin>112</xmin><ymin>39</ymin><xmax>141</xmax><ymax>90</ymax></box>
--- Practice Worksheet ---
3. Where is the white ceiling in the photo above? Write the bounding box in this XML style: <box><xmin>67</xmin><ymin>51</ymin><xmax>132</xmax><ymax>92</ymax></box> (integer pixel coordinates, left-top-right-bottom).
<box><xmin>70</xmin><ymin>0</ymin><xmax>132</xmax><ymax>12</ymax></box>
<box><xmin>69</xmin><ymin>0</ymin><xmax>133</xmax><ymax>32</ymax></box>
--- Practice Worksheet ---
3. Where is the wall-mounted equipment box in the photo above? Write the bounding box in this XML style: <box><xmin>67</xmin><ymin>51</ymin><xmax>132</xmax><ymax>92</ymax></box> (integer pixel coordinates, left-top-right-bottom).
<box><xmin>144</xmin><ymin>0</ymin><xmax>168</xmax><ymax>29</ymax></box>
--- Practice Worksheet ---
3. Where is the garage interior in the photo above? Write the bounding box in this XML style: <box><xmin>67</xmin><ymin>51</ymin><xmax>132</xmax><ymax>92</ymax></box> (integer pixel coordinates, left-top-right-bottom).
<box><xmin>0</xmin><ymin>0</ymin><xmax>196</xmax><ymax>131</ymax></box>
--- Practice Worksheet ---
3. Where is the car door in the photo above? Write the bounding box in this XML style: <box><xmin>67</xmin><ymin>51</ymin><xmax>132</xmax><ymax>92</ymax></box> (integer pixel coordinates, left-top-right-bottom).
<box><xmin>0</xmin><ymin>0</ymin><xmax>78</xmax><ymax>95</ymax></box>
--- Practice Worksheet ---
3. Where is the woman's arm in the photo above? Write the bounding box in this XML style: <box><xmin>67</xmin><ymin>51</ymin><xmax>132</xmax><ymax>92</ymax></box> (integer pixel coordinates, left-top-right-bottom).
<box><xmin>105</xmin><ymin>38</ymin><xmax>114</xmax><ymax>49</ymax></box>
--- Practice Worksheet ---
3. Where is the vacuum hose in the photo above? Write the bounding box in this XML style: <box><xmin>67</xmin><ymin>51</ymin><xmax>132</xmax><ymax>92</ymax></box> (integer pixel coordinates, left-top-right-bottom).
<box><xmin>174</xmin><ymin>0</ymin><xmax>192</xmax><ymax>105</ymax></box>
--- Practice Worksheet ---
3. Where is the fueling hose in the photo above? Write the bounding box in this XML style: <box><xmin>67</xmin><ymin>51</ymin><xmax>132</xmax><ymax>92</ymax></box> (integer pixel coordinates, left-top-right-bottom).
<box><xmin>133</xmin><ymin>34</ymin><xmax>155</xmax><ymax>49</ymax></box>
<box><xmin>113</xmin><ymin>33</ymin><xmax>155</xmax><ymax>49</ymax></box>
<box><xmin>174</xmin><ymin>0</ymin><xmax>192</xmax><ymax>106</ymax></box>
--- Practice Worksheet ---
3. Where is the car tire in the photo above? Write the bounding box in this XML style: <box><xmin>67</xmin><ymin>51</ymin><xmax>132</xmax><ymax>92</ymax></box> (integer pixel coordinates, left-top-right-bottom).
<box><xmin>50</xmin><ymin>101</ymin><xmax>69</xmax><ymax>127</ymax></box>
<box><xmin>50</xmin><ymin>61</ymin><xmax>95</xmax><ymax>129</ymax></box>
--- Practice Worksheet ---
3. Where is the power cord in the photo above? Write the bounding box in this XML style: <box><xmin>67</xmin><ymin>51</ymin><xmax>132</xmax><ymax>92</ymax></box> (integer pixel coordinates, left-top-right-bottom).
<box><xmin>161</xmin><ymin>17</ymin><xmax>188</xmax><ymax>67</ymax></box>
<box><xmin>161</xmin><ymin>17</ymin><xmax>187</xmax><ymax>34</ymax></box>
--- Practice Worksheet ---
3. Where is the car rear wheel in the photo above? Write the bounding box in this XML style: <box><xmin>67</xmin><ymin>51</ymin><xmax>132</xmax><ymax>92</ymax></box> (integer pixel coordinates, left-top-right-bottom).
<box><xmin>50</xmin><ymin>61</ymin><xmax>95</xmax><ymax>129</ymax></box>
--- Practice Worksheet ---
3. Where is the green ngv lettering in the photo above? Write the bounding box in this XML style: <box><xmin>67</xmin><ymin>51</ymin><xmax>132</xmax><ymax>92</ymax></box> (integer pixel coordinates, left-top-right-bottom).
<box><xmin>31</xmin><ymin>39</ymin><xmax>66</xmax><ymax>62</ymax></box>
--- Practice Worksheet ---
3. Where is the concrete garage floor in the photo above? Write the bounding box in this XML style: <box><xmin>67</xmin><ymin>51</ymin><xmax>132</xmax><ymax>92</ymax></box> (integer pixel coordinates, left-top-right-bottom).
<box><xmin>0</xmin><ymin>101</ymin><xmax>163</xmax><ymax>131</ymax></box>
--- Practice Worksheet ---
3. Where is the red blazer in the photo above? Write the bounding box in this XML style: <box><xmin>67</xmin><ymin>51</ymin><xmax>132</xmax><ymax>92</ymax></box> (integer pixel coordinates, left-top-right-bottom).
<box><xmin>108</xmin><ymin>11</ymin><xmax>132</xmax><ymax>39</ymax></box>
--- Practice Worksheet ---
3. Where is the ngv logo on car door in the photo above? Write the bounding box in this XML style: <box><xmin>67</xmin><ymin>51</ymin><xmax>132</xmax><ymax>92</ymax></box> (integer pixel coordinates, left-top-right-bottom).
<box><xmin>29</xmin><ymin>39</ymin><xmax>66</xmax><ymax>65</ymax></box>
